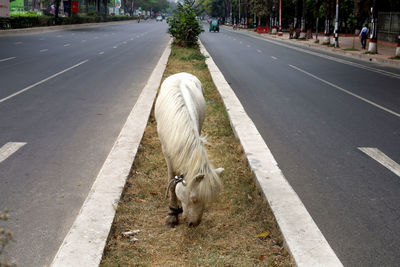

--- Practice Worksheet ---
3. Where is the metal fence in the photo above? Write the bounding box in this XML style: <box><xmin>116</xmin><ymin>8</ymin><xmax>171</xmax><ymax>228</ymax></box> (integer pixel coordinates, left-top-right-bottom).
<box><xmin>378</xmin><ymin>12</ymin><xmax>399</xmax><ymax>42</ymax></box>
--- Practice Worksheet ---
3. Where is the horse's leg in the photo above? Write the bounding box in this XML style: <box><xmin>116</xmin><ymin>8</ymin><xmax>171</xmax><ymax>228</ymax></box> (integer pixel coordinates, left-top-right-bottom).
<box><xmin>165</xmin><ymin>155</ymin><xmax>180</xmax><ymax>228</ymax></box>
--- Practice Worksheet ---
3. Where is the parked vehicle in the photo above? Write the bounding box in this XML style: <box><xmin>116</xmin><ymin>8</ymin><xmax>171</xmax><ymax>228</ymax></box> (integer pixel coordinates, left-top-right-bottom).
<box><xmin>156</xmin><ymin>15</ymin><xmax>163</xmax><ymax>22</ymax></box>
<box><xmin>209</xmin><ymin>19</ymin><xmax>219</xmax><ymax>32</ymax></box>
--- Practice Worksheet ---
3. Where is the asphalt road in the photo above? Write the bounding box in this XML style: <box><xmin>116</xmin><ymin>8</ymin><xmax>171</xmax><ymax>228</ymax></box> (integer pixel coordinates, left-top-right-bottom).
<box><xmin>200</xmin><ymin>27</ymin><xmax>400</xmax><ymax>266</ymax></box>
<box><xmin>0</xmin><ymin>20</ymin><xmax>169</xmax><ymax>267</ymax></box>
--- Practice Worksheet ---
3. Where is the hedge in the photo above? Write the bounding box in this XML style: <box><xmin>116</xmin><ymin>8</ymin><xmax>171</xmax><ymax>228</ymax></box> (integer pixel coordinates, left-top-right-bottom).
<box><xmin>0</xmin><ymin>13</ymin><xmax>137</xmax><ymax>29</ymax></box>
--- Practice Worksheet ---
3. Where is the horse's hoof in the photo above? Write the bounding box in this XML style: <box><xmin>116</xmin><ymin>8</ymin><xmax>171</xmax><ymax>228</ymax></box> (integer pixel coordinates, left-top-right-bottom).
<box><xmin>165</xmin><ymin>215</ymin><xmax>179</xmax><ymax>228</ymax></box>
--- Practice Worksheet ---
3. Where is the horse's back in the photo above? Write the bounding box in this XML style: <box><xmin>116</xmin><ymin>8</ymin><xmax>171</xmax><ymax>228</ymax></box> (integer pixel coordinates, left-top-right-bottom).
<box><xmin>155</xmin><ymin>72</ymin><xmax>206</xmax><ymax>133</ymax></box>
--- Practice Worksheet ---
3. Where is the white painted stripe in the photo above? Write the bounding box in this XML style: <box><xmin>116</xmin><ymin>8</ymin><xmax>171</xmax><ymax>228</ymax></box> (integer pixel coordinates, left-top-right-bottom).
<box><xmin>289</xmin><ymin>64</ymin><xmax>400</xmax><ymax>118</ymax></box>
<box><xmin>0</xmin><ymin>142</ymin><xmax>27</xmax><ymax>163</ymax></box>
<box><xmin>51</xmin><ymin>39</ymin><xmax>172</xmax><ymax>267</ymax></box>
<box><xmin>64</xmin><ymin>44</ymin><xmax>70</xmax><ymax>47</ymax></box>
<box><xmin>257</xmin><ymin>49</ymin><xmax>262</xmax><ymax>53</ymax></box>
<box><xmin>40</xmin><ymin>49</ymin><xmax>48</xmax><ymax>52</ymax></box>
<box><xmin>0</xmin><ymin>57</ymin><xmax>16</xmax><ymax>62</ymax></box>
<box><xmin>271</xmin><ymin>56</ymin><xmax>277</xmax><ymax>60</ymax></box>
<box><xmin>0</xmin><ymin>60</ymin><xmax>88</xmax><ymax>104</ymax></box>
<box><xmin>200</xmin><ymin>41</ymin><xmax>343</xmax><ymax>267</ymax></box>
<box><xmin>122</xmin><ymin>41</ymin><xmax>127</xmax><ymax>44</ymax></box>
<box><xmin>14</xmin><ymin>41</ymin><xmax>22</xmax><ymax>45</ymax></box>
<box><xmin>82</xmin><ymin>40</ymin><xmax>87</xmax><ymax>42</ymax></box>
<box><xmin>247</xmin><ymin>45</ymin><xmax>251</xmax><ymax>48</ymax></box>
<box><xmin>359</xmin><ymin>147</ymin><xmax>400</xmax><ymax>177</ymax></box>
<box><xmin>113</xmin><ymin>46</ymin><xmax>117</xmax><ymax>49</ymax></box>
<box><xmin>227</xmin><ymin>28</ymin><xmax>400</xmax><ymax>79</ymax></box>
<box><xmin>98</xmin><ymin>51</ymin><xmax>104</xmax><ymax>55</ymax></box>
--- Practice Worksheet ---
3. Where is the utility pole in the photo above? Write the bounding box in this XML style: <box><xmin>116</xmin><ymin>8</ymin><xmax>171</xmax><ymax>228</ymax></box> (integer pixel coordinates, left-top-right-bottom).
<box><xmin>239</xmin><ymin>0</ymin><xmax>241</xmax><ymax>26</ymax></box>
<box><xmin>368</xmin><ymin>0</ymin><xmax>378</xmax><ymax>53</ymax></box>
<box><xmin>334</xmin><ymin>0</ymin><xmax>339</xmax><ymax>47</ymax></box>
<box><xmin>279</xmin><ymin>0</ymin><xmax>282</xmax><ymax>32</ymax></box>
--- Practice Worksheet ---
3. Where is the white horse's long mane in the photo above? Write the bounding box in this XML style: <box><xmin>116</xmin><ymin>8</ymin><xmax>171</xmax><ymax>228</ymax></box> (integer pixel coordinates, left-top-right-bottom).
<box><xmin>155</xmin><ymin>72</ymin><xmax>221</xmax><ymax>202</ymax></box>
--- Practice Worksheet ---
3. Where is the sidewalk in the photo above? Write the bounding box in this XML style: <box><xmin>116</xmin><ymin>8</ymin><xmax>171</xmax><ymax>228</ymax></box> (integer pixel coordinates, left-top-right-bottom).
<box><xmin>228</xmin><ymin>27</ymin><xmax>400</xmax><ymax>69</ymax></box>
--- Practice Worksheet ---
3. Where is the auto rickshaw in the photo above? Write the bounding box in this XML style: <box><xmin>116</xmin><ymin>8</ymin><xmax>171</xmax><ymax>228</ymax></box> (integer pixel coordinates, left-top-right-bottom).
<box><xmin>209</xmin><ymin>19</ymin><xmax>219</xmax><ymax>32</ymax></box>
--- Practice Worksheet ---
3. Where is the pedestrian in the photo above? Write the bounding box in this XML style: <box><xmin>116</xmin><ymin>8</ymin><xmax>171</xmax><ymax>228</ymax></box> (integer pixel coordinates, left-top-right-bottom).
<box><xmin>359</xmin><ymin>24</ymin><xmax>369</xmax><ymax>49</ymax></box>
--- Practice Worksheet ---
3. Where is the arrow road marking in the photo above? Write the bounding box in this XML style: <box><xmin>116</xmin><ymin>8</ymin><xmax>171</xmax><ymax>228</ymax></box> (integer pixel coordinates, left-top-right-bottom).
<box><xmin>0</xmin><ymin>142</ymin><xmax>27</xmax><ymax>163</ymax></box>
<box><xmin>0</xmin><ymin>60</ymin><xmax>89</xmax><ymax>104</ymax></box>
<box><xmin>359</xmin><ymin>147</ymin><xmax>400</xmax><ymax>177</ymax></box>
<box><xmin>289</xmin><ymin>64</ymin><xmax>400</xmax><ymax>118</ymax></box>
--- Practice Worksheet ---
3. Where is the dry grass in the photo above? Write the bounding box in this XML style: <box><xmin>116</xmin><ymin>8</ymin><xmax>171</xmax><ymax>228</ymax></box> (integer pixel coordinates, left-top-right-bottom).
<box><xmin>100</xmin><ymin>44</ymin><xmax>293</xmax><ymax>267</ymax></box>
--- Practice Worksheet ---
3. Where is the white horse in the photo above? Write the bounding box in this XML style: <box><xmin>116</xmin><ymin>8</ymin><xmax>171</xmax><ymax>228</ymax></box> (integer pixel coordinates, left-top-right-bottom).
<box><xmin>155</xmin><ymin>72</ymin><xmax>223</xmax><ymax>227</ymax></box>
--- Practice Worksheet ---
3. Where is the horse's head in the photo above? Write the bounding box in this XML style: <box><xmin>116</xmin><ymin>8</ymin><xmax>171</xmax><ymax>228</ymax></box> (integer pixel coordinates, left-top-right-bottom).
<box><xmin>175</xmin><ymin>168</ymin><xmax>223</xmax><ymax>227</ymax></box>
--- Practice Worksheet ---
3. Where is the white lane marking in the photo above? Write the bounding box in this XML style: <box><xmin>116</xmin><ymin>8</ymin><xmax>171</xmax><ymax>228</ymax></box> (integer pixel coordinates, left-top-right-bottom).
<box><xmin>113</xmin><ymin>46</ymin><xmax>117</xmax><ymax>49</ymax></box>
<box><xmin>14</xmin><ymin>41</ymin><xmax>22</xmax><ymax>45</ymax></box>
<box><xmin>257</xmin><ymin>49</ymin><xmax>262</xmax><ymax>53</ymax></box>
<box><xmin>98</xmin><ymin>51</ymin><xmax>104</xmax><ymax>55</ymax></box>
<box><xmin>359</xmin><ymin>147</ymin><xmax>400</xmax><ymax>177</ymax></box>
<box><xmin>40</xmin><ymin>49</ymin><xmax>49</xmax><ymax>52</ymax></box>
<box><xmin>130</xmin><ymin>38</ymin><xmax>134</xmax><ymax>41</ymax></box>
<box><xmin>0</xmin><ymin>60</ymin><xmax>88</xmax><ymax>104</ymax></box>
<box><xmin>0</xmin><ymin>57</ymin><xmax>16</xmax><ymax>62</ymax></box>
<box><xmin>247</xmin><ymin>44</ymin><xmax>251</xmax><ymax>48</ymax></box>
<box><xmin>289</xmin><ymin>64</ymin><xmax>400</xmax><ymax>118</ymax></box>
<box><xmin>82</xmin><ymin>40</ymin><xmax>87</xmax><ymax>42</ymax></box>
<box><xmin>271</xmin><ymin>56</ymin><xmax>277</xmax><ymax>60</ymax></box>
<box><xmin>57</xmin><ymin>35</ymin><xmax>63</xmax><ymax>38</ymax></box>
<box><xmin>64</xmin><ymin>44</ymin><xmax>71</xmax><ymax>47</ymax></box>
<box><xmin>243</xmin><ymin>32</ymin><xmax>400</xmax><ymax>79</ymax></box>
<box><xmin>239</xmin><ymin>41</ymin><xmax>243</xmax><ymax>44</ymax></box>
<box><xmin>122</xmin><ymin>41</ymin><xmax>127</xmax><ymax>44</ymax></box>
<box><xmin>0</xmin><ymin>142</ymin><xmax>27</xmax><ymax>163</ymax></box>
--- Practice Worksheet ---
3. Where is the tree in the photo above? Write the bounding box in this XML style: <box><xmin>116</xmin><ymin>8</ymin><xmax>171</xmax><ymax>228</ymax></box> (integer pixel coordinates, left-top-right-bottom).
<box><xmin>168</xmin><ymin>0</ymin><xmax>204</xmax><ymax>47</ymax></box>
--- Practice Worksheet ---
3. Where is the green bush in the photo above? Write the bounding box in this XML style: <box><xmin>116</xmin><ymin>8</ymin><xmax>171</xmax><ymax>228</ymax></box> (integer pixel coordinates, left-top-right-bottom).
<box><xmin>3</xmin><ymin>14</ymin><xmax>134</xmax><ymax>29</ymax></box>
<box><xmin>167</xmin><ymin>0</ymin><xmax>203</xmax><ymax>47</ymax></box>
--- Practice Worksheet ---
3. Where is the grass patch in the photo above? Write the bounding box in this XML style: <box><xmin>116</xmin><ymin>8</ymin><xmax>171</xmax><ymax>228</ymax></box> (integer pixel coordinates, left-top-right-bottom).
<box><xmin>343</xmin><ymin>48</ymin><xmax>359</xmax><ymax>51</ymax></box>
<box><xmin>364</xmin><ymin>51</ymin><xmax>377</xmax><ymax>55</ymax></box>
<box><xmin>100</xmin><ymin>44</ymin><xmax>293</xmax><ymax>266</ymax></box>
<box><xmin>389</xmin><ymin>55</ymin><xmax>400</xmax><ymax>60</ymax></box>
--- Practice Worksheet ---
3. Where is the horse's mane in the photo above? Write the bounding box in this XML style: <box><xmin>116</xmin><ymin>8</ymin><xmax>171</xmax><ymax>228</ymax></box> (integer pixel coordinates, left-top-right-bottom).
<box><xmin>155</xmin><ymin>73</ymin><xmax>221</xmax><ymax>202</ymax></box>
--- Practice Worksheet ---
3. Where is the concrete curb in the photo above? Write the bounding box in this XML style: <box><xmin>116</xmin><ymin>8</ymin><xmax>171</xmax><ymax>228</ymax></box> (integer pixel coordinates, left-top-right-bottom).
<box><xmin>50</xmin><ymin>39</ymin><xmax>171</xmax><ymax>267</ymax></box>
<box><xmin>199</xmin><ymin>40</ymin><xmax>343</xmax><ymax>267</ymax></box>
<box><xmin>223</xmin><ymin>26</ymin><xmax>400</xmax><ymax>69</ymax></box>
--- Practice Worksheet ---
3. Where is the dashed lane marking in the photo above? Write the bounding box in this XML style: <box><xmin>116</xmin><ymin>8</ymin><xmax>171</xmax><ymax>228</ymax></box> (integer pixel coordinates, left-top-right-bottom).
<box><xmin>289</xmin><ymin>64</ymin><xmax>400</xmax><ymax>118</ymax></box>
<box><xmin>359</xmin><ymin>148</ymin><xmax>400</xmax><ymax>177</ymax></box>
<box><xmin>0</xmin><ymin>142</ymin><xmax>27</xmax><ymax>163</ymax></box>
<box><xmin>40</xmin><ymin>49</ymin><xmax>48</xmax><ymax>52</ymax></box>
<box><xmin>0</xmin><ymin>57</ymin><xmax>16</xmax><ymax>62</ymax></box>
<box><xmin>271</xmin><ymin>56</ymin><xmax>277</xmax><ymax>60</ymax></box>
<box><xmin>0</xmin><ymin>60</ymin><xmax>88</xmax><ymax>104</ymax></box>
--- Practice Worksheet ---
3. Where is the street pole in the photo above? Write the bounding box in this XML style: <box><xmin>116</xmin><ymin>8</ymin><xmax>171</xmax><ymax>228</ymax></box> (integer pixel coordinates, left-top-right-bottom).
<box><xmin>368</xmin><ymin>0</ymin><xmax>378</xmax><ymax>53</ymax></box>
<box><xmin>254</xmin><ymin>1</ymin><xmax>256</xmax><ymax>28</ymax></box>
<box><xmin>279</xmin><ymin>0</ymin><xmax>282</xmax><ymax>32</ymax></box>
<box><xmin>334</xmin><ymin>0</ymin><xmax>339</xmax><ymax>48</ymax></box>
<box><xmin>239</xmin><ymin>0</ymin><xmax>241</xmax><ymax>27</ymax></box>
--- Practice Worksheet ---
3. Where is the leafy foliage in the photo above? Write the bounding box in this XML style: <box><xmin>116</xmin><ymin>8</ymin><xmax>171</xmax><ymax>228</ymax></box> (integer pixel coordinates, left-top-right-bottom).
<box><xmin>167</xmin><ymin>0</ymin><xmax>204</xmax><ymax>47</ymax></box>
<box><xmin>0</xmin><ymin>210</ymin><xmax>15</xmax><ymax>267</ymax></box>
